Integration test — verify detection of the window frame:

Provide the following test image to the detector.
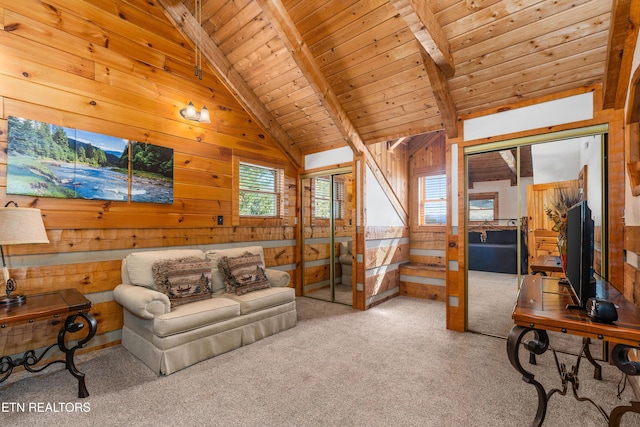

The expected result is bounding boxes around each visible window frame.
[468,192,499,224]
[236,160,284,220]
[417,172,447,227]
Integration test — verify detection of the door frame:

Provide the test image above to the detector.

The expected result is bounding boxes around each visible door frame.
[462,125,609,332]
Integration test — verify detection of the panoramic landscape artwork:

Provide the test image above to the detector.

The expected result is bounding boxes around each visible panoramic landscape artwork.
[6,116,173,204]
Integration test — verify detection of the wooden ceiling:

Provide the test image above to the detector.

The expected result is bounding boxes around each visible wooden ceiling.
[158,0,636,168]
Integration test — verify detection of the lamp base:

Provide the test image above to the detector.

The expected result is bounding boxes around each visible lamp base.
[0,294,26,307]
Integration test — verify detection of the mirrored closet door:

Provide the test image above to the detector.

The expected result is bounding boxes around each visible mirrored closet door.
[301,170,354,305]
[466,134,605,339]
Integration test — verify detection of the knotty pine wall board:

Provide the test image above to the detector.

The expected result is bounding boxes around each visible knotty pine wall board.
[0,1,298,353]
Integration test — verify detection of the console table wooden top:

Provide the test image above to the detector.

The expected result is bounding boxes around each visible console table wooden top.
[529,255,564,275]
[513,275,640,348]
[0,289,91,325]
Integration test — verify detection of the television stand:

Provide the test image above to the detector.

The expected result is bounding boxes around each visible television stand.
[507,275,640,426]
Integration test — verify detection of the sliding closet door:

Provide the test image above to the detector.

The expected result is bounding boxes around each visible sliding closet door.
[301,171,354,305]
[466,147,526,337]
[466,134,606,340]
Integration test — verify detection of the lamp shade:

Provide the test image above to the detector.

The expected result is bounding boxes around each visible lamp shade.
[0,207,49,245]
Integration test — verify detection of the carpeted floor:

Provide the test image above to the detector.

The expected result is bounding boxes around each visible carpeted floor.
[1,296,638,426]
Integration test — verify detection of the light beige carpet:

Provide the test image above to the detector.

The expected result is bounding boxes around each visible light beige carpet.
[1,296,637,426]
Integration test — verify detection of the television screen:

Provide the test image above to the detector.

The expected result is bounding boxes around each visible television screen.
[565,200,595,308]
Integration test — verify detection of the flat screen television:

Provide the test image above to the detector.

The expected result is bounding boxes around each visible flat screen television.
[565,200,596,308]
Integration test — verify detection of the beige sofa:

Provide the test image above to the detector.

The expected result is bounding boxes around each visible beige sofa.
[113,246,296,375]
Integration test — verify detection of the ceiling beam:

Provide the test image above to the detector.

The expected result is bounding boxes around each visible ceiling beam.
[420,47,458,138]
[256,0,408,225]
[388,137,407,151]
[499,150,517,185]
[603,0,640,110]
[158,0,302,168]
[390,0,455,78]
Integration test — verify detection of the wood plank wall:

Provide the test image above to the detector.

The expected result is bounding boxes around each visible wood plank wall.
[402,133,447,301]
[0,0,298,356]
[361,142,410,307]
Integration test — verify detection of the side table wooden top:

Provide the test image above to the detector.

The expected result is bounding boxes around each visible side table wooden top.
[0,289,91,325]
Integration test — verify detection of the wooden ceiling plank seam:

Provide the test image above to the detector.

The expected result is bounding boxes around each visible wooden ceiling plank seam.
[451,53,607,109]
[271,93,328,118]
[390,0,455,77]
[201,0,252,36]
[445,0,593,51]
[296,0,365,43]
[158,0,302,168]
[450,30,609,89]
[225,31,282,66]
[234,45,293,77]
[327,46,421,92]
[451,45,608,101]
[252,68,305,97]
[217,11,272,55]
[453,1,611,64]
[318,27,417,79]
[454,65,606,116]
[451,16,610,88]
[433,0,503,27]
[603,0,639,109]
[256,0,408,224]
[355,103,443,133]
[306,1,397,57]
[285,0,335,24]
[211,1,263,46]
[338,65,431,106]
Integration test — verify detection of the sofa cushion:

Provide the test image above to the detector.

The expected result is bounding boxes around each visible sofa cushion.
[152,257,213,308]
[468,232,483,243]
[218,252,271,295]
[125,249,206,288]
[224,287,295,315]
[153,297,241,338]
[205,246,265,294]
[486,229,517,244]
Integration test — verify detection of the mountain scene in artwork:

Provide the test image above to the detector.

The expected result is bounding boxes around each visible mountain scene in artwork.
[7,116,128,200]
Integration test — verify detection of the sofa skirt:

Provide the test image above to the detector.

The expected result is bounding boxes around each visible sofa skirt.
[122,301,297,375]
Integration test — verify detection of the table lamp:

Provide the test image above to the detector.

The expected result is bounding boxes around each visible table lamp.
[0,201,50,306]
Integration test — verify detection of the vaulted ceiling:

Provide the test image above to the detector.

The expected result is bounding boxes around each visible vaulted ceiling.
[158,0,637,169]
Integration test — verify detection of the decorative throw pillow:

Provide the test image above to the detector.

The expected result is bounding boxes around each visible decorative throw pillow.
[152,257,212,307]
[218,252,271,295]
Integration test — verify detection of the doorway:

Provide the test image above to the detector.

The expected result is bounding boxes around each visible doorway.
[301,169,354,305]
[465,131,606,338]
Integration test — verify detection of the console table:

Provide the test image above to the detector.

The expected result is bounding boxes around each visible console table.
[507,275,640,426]
[529,255,564,276]
[0,289,97,398]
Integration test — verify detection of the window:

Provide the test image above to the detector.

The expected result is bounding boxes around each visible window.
[313,177,345,219]
[239,162,282,217]
[314,178,331,218]
[418,173,446,225]
[469,192,499,222]
[333,179,345,219]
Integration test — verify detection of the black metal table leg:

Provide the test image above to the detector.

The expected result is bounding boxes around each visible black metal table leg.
[609,344,640,427]
[507,325,550,427]
[58,312,98,398]
[581,338,602,380]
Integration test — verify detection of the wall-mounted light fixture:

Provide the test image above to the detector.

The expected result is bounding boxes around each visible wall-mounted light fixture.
[180,102,210,124]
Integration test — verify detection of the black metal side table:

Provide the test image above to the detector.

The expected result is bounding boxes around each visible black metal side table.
[0,288,97,398]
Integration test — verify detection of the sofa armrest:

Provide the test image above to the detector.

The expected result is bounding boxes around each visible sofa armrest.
[113,284,170,319]
[265,268,290,288]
